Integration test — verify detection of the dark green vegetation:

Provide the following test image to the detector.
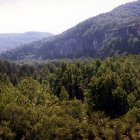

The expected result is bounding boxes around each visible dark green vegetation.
[0,32,52,52]
[0,1,140,139]
[0,55,140,139]
[1,0,140,61]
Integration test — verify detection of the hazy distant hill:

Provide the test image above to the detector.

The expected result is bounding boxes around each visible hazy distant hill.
[1,0,140,60]
[0,32,52,52]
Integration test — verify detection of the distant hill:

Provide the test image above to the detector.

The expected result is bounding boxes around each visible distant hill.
[0,32,53,52]
[1,0,140,60]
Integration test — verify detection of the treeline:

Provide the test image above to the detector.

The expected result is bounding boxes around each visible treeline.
[0,55,140,139]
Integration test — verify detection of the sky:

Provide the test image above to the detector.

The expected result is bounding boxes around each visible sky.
[0,0,136,34]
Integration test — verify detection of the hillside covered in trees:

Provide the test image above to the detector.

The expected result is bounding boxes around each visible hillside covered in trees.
[0,55,139,139]
[1,0,140,61]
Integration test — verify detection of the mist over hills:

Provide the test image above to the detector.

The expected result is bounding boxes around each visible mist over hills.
[1,0,140,60]
[0,32,52,52]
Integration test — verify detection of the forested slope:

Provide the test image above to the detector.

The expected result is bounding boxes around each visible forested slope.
[1,0,140,60]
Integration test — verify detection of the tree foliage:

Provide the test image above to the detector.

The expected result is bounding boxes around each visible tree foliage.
[0,55,139,139]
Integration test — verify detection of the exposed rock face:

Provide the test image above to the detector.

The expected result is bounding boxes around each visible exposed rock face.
[101,24,140,57]
[107,23,140,37]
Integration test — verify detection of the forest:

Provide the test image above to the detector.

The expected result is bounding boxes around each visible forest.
[0,55,139,139]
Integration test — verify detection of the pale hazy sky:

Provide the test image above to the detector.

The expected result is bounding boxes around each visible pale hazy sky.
[0,0,136,34]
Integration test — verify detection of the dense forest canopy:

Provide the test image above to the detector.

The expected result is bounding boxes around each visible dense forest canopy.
[0,1,140,139]
[0,55,139,139]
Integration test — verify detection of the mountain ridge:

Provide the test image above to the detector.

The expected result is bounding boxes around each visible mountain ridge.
[0,32,53,52]
[1,0,140,60]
